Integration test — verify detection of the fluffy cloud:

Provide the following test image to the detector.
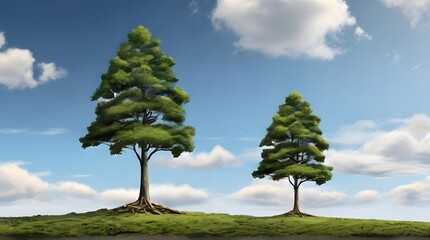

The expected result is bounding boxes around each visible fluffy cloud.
[329,120,383,145]
[99,188,137,205]
[0,32,67,89]
[211,0,356,60]
[38,62,67,83]
[231,181,287,206]
[354,190,380,202]
[99,184,208,207]
[354,26,373,40]
[327,114,430,176]
[381,0,430,29]
[0,162,49,202]
[0,48,38,89]
[55,181,98,198]
[389,177,430,204]
[151,184,208,206]
[231,180,347,208]
[0,32,5,48]
[156,145,241,169]
[0,161,208,213]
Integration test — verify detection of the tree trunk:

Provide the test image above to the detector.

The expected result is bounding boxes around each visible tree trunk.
[292,185,300,213]
[138,147,150,204]
[288,177,301,215]
[283,177,314,217]
[113,147,181,214]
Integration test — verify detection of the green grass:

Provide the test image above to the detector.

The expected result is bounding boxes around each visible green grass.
[0,209,429,237]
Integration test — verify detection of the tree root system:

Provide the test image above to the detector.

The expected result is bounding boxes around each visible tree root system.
[277,210,315,217]
[113,199,181,214]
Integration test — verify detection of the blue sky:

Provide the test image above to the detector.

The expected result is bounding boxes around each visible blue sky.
[1,0,430,220]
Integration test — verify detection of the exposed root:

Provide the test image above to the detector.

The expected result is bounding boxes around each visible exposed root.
[113,200,181,214]
[277,210,316,217]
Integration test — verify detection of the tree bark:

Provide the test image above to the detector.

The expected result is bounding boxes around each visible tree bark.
[292,185,300,213]
[138,147,150,204]
[289,177,301,214]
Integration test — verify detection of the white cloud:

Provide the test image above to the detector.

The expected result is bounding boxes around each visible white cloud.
[0,161,208,212]
[99,184,208,207]
[1,162,430,220]
[151,184,208,206]
[354,190,380,202]
[327,114,430,176]
[0,162,49,202]
[326,149,420,176]
[231,180,287,206]
[354,26,372,40]
[389,177,430,204]
[188,0,199,14]
[231,180,347,208]
[0,32,5,48]
[0,48,38,89]
[396,113,430,139]
[99,188,137,205]
[211,0,356,60]
[38,62,67,83]
[156,145,241,169]
[55,181,98,199]
[0,128,68,135]
[386,50,402,64]
[0,33,67,89]
[381,0,430,30]
[329,120,383,145]
[302,188,347,208]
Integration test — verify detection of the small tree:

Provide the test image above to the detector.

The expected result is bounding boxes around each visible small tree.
[80,25,195,214]
[252,91,332,216]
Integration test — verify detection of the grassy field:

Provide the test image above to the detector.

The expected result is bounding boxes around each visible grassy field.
[0,209,429,238]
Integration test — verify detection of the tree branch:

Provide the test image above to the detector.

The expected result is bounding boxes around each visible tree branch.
[147,147,170,161]
[132,145,142,162]
[298,179,309,187]
[287,176,294,187]
[146,110,153,119]
[147,147,159,161]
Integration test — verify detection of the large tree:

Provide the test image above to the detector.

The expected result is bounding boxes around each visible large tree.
[80,25,195,214]
[252,91,332,216]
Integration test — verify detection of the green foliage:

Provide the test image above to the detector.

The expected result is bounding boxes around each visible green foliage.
[253,91,332,186]
[0,210,429,237]
[80,25,194,159]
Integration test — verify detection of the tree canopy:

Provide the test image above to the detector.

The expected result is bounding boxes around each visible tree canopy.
[80,25,195,159]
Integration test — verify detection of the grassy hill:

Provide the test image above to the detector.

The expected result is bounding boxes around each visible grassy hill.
[0,209,429,238]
